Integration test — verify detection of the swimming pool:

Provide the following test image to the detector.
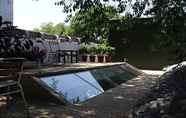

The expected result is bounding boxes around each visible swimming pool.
[35,64,140,104]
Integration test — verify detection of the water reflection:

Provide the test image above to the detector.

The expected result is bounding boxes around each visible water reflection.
[40,66,137,104]
[75,71,104,92]
[40,72,103,104]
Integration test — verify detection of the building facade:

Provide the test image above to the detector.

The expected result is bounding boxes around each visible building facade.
[0,0,13,23]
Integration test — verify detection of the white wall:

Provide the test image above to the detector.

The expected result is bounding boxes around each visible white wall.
[0,0,13,23]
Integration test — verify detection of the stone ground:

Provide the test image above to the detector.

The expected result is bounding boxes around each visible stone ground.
[142,70,165,77]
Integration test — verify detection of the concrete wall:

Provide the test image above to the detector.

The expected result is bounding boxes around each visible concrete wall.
[0,0,13,23]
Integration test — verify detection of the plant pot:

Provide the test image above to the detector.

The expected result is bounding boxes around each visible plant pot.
[105,55,112,62]
[81,55,88,62]
[89,55,96,62]
[97,55,104,63]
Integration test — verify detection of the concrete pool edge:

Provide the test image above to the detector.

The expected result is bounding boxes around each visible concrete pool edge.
[23,62,143,77]
[21,62,144,104]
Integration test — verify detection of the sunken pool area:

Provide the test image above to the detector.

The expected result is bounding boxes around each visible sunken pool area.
[23,63,141,103]
[18,62,159,118]
[31,63,138,104]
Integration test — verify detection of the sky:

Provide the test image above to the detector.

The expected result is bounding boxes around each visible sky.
[14,0,67,30]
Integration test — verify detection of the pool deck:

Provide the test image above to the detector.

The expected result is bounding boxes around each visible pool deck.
[23,62,141,77]
[142,69,165,76]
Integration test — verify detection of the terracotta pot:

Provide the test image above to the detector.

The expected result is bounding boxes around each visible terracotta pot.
[97,55,104,62]
[81,55,87,62]
[105,55,112,62]
[89,55,96,62]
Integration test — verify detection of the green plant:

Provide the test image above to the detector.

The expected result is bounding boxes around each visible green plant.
[96,43,115,55]
[105,46,115,55]
[79,44,88,54]
[88,46,97,55]
[95,45,102,54]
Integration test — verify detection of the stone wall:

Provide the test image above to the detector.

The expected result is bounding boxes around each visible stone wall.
[133,65,186,118]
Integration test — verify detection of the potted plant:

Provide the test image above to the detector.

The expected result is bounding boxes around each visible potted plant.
[105,46,115,62]
[79,44,88,62]
[88,46,97,62]
[96,45,105,63]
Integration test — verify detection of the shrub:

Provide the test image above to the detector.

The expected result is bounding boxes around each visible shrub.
[79,44,88,54]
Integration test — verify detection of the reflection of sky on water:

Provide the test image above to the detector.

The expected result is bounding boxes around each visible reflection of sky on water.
[40,67,137,104]
[76,71,104,92]
[40,71,104,104]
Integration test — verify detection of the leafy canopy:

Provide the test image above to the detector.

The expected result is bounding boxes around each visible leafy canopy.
[34,22,73,36]
[70,5,119,42]
[55,0,186,59]
[56,0,186,17]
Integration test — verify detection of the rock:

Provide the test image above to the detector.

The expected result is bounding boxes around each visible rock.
[133,66,186,118]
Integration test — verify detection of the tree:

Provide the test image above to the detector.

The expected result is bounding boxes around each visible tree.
[34,22,54,35]
[142,0,186,62]
[56,0,186,61]
[70,5,119,43]
[34,22,71,36]
[63,25,74,36]
[52,23,66,35]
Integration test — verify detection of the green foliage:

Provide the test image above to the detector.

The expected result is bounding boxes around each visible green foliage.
[97,43,115,54]
[55,0,134,16]
[88,46,97,55]
[34,22,54,35]
[79,42,115,55]
[63,25,74,36]
[34,22,74,36]
[55,0,186,61]
[70,5,119,42]
[149,0,186,62]
[79,44,89,54]
[58,0,186,61]
[53,23,66,35]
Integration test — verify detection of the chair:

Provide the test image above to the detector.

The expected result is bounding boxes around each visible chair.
[0,58,29,117]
